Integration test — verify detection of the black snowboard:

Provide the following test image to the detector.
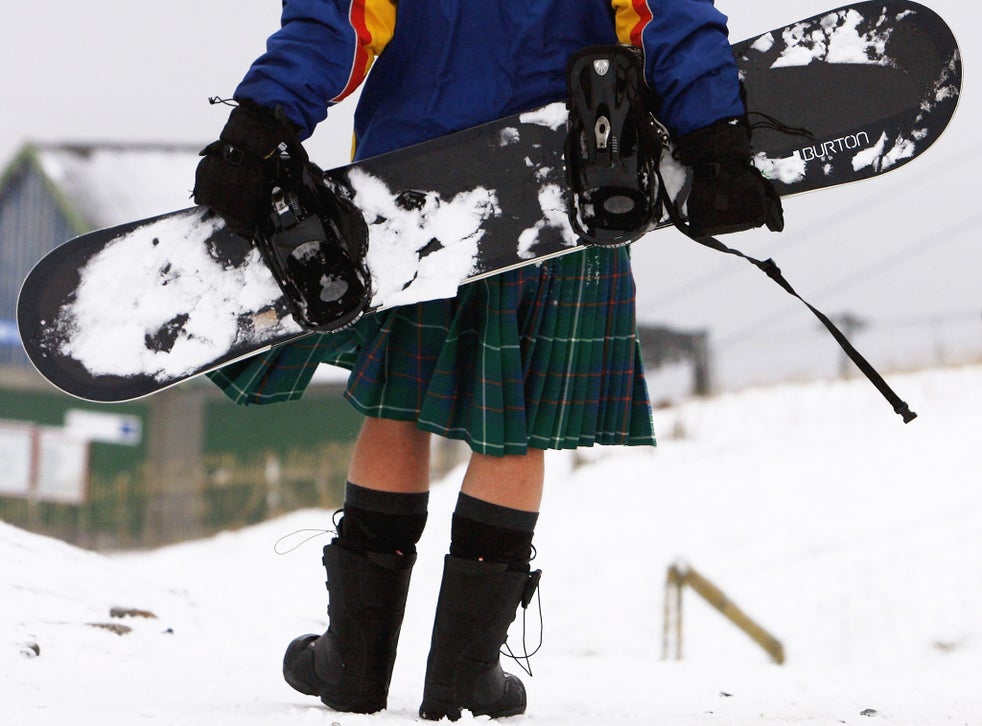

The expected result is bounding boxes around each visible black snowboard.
[17,0,961,402]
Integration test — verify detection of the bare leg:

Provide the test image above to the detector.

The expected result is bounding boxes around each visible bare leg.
[460,449,544,512]
[347,417,432,493]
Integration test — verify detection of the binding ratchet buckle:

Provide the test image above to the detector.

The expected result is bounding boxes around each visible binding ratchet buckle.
[255,153,370,333]
[565,45,667,246]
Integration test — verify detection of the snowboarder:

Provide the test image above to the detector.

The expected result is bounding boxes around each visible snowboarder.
[193,0,782,719]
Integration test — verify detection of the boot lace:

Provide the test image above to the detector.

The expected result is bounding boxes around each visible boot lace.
[271,509,340,555]
[501,566,544,677]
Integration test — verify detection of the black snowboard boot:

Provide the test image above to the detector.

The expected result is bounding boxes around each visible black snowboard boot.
[283,541,415,713]
[419,555,541,721]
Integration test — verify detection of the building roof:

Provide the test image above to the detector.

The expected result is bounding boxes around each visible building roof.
[6,142,203,232]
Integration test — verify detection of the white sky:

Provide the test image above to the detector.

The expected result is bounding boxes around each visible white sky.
[2,0,979,389]
[0,1,351,171]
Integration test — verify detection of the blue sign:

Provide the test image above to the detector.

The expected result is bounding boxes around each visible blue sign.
[0,319,20,347]
[65,410,143,446]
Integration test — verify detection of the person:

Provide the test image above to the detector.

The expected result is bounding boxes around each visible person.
[193,0,782,720]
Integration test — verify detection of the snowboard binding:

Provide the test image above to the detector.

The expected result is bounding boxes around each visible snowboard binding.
[255,150,371,333]
[564,45,669,247]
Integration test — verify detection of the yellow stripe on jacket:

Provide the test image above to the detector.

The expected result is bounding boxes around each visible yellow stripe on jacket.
[610,0,654,46]
[331,0,398,103]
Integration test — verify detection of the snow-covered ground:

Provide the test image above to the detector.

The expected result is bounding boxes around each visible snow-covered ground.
[3,364,981,725]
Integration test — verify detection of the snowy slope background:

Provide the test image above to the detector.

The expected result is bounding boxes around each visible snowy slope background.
[4,363,982,725]
[1,0,980,391]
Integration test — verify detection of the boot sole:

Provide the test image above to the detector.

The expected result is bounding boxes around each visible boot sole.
[419,701,527,722]
[420,674,527,722]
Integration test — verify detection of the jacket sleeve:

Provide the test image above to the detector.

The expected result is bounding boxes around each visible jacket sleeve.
[234,0,397,138]
[610,0,744,136]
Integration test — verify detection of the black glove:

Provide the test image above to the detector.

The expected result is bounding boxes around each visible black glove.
[674,118,784,238]
[193,100,305,238]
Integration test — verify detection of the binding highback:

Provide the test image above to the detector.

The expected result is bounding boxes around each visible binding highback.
[565,45,666,246]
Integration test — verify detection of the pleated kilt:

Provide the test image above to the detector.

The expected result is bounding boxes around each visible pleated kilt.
[209,246,655,456]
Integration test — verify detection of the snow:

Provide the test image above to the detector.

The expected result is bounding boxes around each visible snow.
[752,32,776,54]
[770,8,894,69]
[343,168,501,308]
[347,104,590,301]
[4,363,982,724]
[754,151,808,184]
[517,184,575,258]
[48,208,301,381]
[519,103,568,132]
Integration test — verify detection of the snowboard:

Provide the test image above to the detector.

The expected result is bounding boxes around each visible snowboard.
[17,0,961,403]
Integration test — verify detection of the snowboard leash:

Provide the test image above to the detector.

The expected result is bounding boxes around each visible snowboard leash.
[662,199,917,423]
[648,144,917,423]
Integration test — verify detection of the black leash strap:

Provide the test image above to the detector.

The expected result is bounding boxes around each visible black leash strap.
[653,170,917,424]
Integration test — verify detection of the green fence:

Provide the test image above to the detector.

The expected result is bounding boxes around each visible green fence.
[0,370,361,550]
[199,387,363,533]
[0,383,149,548]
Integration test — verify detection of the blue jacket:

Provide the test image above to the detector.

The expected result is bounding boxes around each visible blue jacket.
[236,0,743,160]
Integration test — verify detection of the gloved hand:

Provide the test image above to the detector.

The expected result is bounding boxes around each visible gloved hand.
[674,118,784,238]
[193,100,304,238]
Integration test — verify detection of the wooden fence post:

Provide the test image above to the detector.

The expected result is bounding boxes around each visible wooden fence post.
[662,561,785,665]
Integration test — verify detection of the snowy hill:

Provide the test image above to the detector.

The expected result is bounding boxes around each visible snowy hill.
[4,364,981,725]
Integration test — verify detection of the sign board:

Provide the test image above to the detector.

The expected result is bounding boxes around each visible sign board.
[65,409,142,446]
[0,421,89,504]
[36,428,89,504]
[0,423,32,497]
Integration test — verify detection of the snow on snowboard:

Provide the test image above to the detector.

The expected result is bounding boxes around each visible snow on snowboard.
[17,0,961,402]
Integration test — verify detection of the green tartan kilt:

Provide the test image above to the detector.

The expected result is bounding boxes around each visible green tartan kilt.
[209,246,655,456]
